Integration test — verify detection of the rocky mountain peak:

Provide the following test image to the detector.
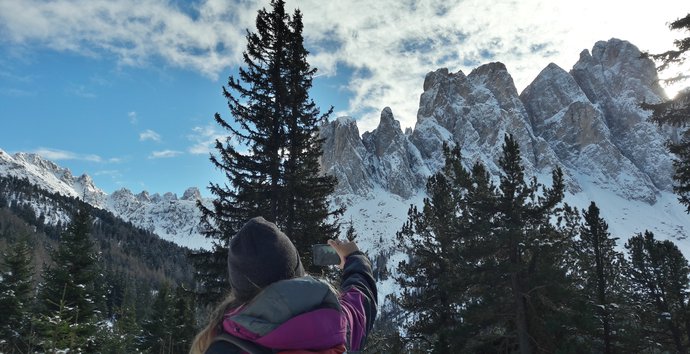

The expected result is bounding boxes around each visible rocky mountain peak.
[570,38,674,192]
[320,116,372,197]
[163,192,177,201]
[77,173,94,185]
[15,152,72,181]
[573,38,665,105]
[362,107,404,157]
[468,62,522,111]
[137,191,151,202]
[520,62,589,131]
[422,67,467,91]
[182,187,202,201]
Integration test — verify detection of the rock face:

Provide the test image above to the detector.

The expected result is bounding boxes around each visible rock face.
[321,111,428,200]
[520,62,658,202]
[320,116,373,197]
[570,39,674,192]
[412,62,561,178]
[322,39,675,204]
[362,108,427,199]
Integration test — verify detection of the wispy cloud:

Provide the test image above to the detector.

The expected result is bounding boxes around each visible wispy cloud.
[149,150,182,159]
[139,129,161,142]
[66,83,96,98]
[0,0,255,78]
[128,111,138,125]
[33,148,103,162]
[0,69,34,83]
[0,88,34,97]
[1,0,685,132]
[93,169,121,176]
[187,124,228,155]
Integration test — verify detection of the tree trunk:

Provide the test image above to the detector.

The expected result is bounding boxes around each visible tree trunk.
[594,233,612,354]
[511,272,532,354]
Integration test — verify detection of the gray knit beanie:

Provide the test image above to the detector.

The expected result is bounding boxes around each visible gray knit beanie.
[227,217,305,301]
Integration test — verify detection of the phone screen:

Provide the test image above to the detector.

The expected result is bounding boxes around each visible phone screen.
[312,244,341,266]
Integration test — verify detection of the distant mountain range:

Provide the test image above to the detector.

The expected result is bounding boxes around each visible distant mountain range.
[1,38,688,256]
[0,149,211,249]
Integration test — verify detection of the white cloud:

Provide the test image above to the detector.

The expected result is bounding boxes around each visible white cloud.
[187,124,228,155]
[139,129,161,142]
[94,169,120,176]
[149,150,182,159]
[0,88,34,97]
[0,0,256,79]
[289,0,690,133]
[1,0,686,132]
[67,83,96,98]
[128,111,138,124]
[33,148,103,162]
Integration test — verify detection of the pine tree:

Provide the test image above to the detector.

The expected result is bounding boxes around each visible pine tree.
[625,231,690,353]
[171,286,197,353]
[641,13,690,211]
[573,202,625,353]
[139,284,175,353]
[37,205,103,352]
[394,145,482,352]
[192,0,339,305]
[106,281,141,354]
[489,134,571,353]
[0,237,35,352]
[138,284,195,353]
[280,8,340,272]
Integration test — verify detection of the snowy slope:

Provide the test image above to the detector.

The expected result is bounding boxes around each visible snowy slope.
[0,149,211,249]
[0,149,107,208]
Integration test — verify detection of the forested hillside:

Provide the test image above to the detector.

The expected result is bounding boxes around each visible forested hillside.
[0,175,197,352]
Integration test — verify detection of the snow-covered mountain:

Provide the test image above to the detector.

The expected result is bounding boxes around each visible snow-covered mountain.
[321,38,690,259]
[0,150,211,249]
[1,38,688,259]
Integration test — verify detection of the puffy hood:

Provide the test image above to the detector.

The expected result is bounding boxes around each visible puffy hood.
[222,276,347,350]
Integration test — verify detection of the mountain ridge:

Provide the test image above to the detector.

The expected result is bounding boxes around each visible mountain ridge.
[0,149,211,249]
[1,38,688,255]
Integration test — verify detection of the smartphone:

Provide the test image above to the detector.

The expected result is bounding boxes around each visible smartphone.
[312,244,341,266]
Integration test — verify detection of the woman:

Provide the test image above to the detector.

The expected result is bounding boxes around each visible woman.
[190,216,377,354]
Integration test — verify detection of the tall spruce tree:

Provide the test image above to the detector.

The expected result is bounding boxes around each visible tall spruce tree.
[573,202,625,353]
[106,281,140,354]
[0,237,35,352]
[395,145,472,353]
[626,231,690,353]
[139,284,175,353]
[641,13,690,211]
[37,205,103,352]
[490,134,570,353]
[192,0,339,305]
[172,286,197,353]
[281,9,340,269]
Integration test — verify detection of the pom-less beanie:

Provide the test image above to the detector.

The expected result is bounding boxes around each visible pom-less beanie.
[227,216,305,301]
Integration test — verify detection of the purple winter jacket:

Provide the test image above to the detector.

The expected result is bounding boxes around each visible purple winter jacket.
[207,252,377,353]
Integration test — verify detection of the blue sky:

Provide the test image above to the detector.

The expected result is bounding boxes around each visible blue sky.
[0,0,687,196]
